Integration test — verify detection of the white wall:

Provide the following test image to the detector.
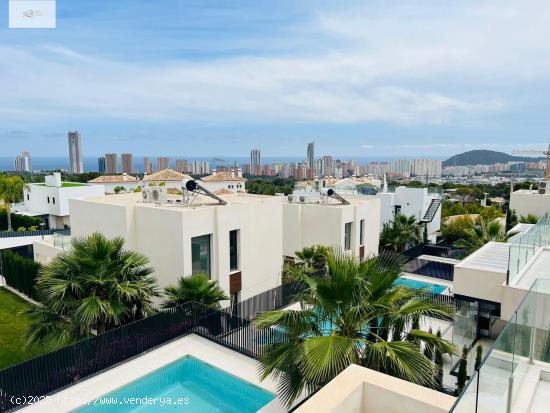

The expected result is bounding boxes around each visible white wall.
[510,191,550,217]
[453,266,506,303]
[200,180,246,193]
[282,198,380,259]
[90,182,140,194]
[67,196,283,301]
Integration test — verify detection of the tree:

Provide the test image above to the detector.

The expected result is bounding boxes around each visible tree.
[113,185,126,194]
[506,209,518,232]
[255,250,455,406]
[25,233,160,350]
[519,214,538,224]
[455,216,516,253]
[440,216,474,244]
[162,273,228,309]
[456,346,469,395]
[0,175,26,230]
[295,245,329,271]
[423,327,434,361]
[380,214,422,252]
[474,344,483,370]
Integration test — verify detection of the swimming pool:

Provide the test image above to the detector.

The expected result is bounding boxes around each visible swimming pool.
[394,277,447,294]
[73,356,275,413]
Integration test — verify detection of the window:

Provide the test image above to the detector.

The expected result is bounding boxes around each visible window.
[229,229,239,271]
[344,222,352,250]
[26,194,29,201]
[52,197,56,205]
[394,205,401,216]
[47,196,50,204]
[359,219,365,245]
[192,234,211,277]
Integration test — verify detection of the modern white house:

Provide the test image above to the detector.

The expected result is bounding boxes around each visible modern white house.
[200,169,246,193]
[283,192,380,261]
[376,185,442,242]
[13,173,105,229]
[34,190,284,303]
[87,173,140,194]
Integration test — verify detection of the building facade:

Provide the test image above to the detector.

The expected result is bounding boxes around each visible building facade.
[14,151,32,172]
[121,153,134,174]
[105,153,118,174]
[250,149,261,176]
[157,157,170,171]
[68,131,84,174]
[143,157,153,174]
[97,157,106,174]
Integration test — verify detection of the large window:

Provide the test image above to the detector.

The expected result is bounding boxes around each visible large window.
[344,222,352,250]
[229,229,239,271]
[359,219,365,246]
[192,234,211,277]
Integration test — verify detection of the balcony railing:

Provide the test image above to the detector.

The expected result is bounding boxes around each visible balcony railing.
[450,278,550,413]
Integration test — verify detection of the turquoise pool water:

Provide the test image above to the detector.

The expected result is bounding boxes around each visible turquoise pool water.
[74,356,275,413]
[394,277,447,294]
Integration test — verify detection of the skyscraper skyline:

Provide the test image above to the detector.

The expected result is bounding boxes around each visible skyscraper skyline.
[250,149,261,176]
[157,156,169,171]
[14,151,32,173]
[68,131,84,174]
[97,156,106,174]
[307,142,315,170]
[143,157,153,174]
[121,153,134,174]
[105,153,118,174]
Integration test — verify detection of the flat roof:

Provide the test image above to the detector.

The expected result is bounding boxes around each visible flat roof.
[75,191,281,209]
[454,241,510,273]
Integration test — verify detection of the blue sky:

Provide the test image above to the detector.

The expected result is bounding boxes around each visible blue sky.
[1,0,550,158]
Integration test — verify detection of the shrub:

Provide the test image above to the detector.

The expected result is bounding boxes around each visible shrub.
[1,250,41,299]
[474,344,483,370]
[456,346,469,395]
[17,227,27,232]
[28,226,38,231]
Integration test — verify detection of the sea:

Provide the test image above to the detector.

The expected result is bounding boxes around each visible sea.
[0,155,427,173]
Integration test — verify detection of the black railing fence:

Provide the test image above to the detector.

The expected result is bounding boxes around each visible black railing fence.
[0,302,286,412]
[0,229,70,239]
[225,269,325,320]
[403,258,454,281]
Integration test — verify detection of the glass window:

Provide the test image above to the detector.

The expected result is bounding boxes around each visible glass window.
[359,219,365,245]
[52,197,56,205]
[47,196,50,203]
[344,222,352,250]
[229,229,239,271]
[192,234,211,276]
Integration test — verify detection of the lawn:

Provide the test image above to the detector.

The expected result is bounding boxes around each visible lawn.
[0,287,45,369]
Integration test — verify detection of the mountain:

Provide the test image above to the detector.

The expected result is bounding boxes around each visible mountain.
[443,150,543,167]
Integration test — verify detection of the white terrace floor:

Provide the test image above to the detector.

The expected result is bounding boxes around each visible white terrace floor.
[21,334,288,413]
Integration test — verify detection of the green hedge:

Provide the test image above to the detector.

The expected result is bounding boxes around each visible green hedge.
[1,250,41,299]
[0,211,45,231]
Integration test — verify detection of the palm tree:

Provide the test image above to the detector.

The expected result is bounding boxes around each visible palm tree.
[455,216,516,253]
[519,214,538,224]
[380,214,422,252]
[295,245,330,271]
[25,233,160,350]
[162,273,228,309]
[0,175,26,231]
[255,250,455,406]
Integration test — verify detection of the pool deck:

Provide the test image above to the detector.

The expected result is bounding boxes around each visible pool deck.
[20,334,288,413]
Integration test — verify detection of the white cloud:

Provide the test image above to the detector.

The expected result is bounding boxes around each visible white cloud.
[1,0,549,125]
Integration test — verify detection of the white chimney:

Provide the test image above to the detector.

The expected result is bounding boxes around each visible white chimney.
[231,169,235,178]
[45,172,62,187]
[123,172,128,181]
[212,169,217,176]
[237,168,242,178]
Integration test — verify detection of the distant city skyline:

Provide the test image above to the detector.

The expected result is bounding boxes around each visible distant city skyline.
[1,1,550,157]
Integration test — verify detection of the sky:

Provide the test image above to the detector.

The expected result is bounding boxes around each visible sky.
[1,0,550,158]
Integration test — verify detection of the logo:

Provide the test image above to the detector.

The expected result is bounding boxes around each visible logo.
[9,1,56,29]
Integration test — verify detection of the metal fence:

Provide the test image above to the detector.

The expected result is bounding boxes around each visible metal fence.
[0,302,285,412]
[0,229,70,239]
[403,258,455,281]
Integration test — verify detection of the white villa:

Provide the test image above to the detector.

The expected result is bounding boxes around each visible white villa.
[13,172,105,229]
[87,173,140,193]
[200,169,246,193]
